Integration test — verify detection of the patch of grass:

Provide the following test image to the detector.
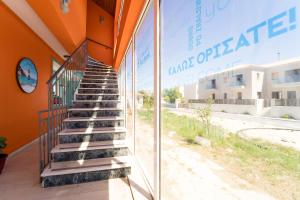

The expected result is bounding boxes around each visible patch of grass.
[224,134,300,179]
[281,114,295,119]
[138,108,300,180]
[162,110,204,143]
[138,109,153,124]
[138,108,300,199]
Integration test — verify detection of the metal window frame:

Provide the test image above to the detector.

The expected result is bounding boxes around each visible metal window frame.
[117,0,161,199]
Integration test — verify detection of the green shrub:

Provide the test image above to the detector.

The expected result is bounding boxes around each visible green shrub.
[281,114,295,119]
[0,136,7,153]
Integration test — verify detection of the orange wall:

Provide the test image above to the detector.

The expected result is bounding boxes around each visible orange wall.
[87,0,114,65]
[27,0,87,53]
[113,0,145,70]
[0,3,63,154]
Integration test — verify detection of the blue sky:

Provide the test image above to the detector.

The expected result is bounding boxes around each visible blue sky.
[129,0,300,90]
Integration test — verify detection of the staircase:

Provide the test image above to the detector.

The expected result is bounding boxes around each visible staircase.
[40,57,131,187]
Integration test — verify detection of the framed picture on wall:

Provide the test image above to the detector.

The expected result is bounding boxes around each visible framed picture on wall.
[16,58,38,94]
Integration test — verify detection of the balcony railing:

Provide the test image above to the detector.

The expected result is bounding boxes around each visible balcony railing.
[206,84,217,89]
[189,99,256,105]
[272,76,300,85]
[274,98,300,106]
[230,80,245,87]
[38,40,88,174]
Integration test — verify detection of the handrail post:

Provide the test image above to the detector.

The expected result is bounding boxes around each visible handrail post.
[40,40,88,173]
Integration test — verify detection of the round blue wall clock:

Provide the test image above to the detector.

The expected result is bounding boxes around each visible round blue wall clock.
[16,58,38,94]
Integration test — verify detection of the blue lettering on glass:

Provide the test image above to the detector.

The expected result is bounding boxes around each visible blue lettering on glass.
[213,43,221,58]
[235,33,250,51]
[138,49,150,67]
[222,37,234,55]
[195,0,202,47]
[168,7,297,76]
[246,21,266,44]
[289,7,296,30]
[268,11,288,38]
[204,0,231,22]
[188,26,194,50]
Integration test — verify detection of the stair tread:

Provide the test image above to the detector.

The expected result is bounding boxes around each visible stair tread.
[76,93,119,96]
[80,82,118,85]
[51,141,128,153]
[82,77,117,80]
[50,156,130,171]
[78,87,118,90]
[64,116,124,122]
[58,127,126,135]
[56,140,127,149]
[73,99,121,102]
[68,107,122,111]
[41,160,130,177]
[85,67,114,71]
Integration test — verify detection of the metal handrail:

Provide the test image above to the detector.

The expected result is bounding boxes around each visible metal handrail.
[47,40,88,84]
[38,40,89,175]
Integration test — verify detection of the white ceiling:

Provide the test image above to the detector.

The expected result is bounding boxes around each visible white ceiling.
[2,0,68,58]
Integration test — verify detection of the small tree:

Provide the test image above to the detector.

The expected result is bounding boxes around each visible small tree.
[163,87,183,103]
[139,90,154,110]
[197,97,213,136]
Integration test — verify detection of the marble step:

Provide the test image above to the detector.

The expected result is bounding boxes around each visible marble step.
[78,87,119,94]
[81,79,118,84]
[84,70,115,75]
[72,99,121,108]
[51,142,129,162]
[85,67,114,73]
[82,76,117,80]
[84,71,117,76]
[87,63,112,69]
[54,140,127,151]
[58,127,126,143]
[51,156,130,170]
[41,158,131,187]
[87,59,109,66]
[64,116,124,129]
[76,93,119,101]
[68,107,123,117]
[80,82,118,88]
[82,77,118,82]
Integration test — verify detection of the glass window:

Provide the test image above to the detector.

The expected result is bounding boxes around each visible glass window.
[160,1,300,199]
[134,2,155,189]
[125,44,134,152]
[52,59,61,74]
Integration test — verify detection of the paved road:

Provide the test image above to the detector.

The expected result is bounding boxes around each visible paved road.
[168,108,300,151]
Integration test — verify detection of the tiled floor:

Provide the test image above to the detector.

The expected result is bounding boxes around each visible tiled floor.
[0,141,152,200]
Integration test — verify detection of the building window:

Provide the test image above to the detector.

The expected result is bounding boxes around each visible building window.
[236,74,244,85]
[224,93,227,99]
[256,73,260,80]
[285,69,300,82]
[272,91,281,99]
[211,79,216,89]
[211,93,215,100]
[237,92,242,100]
[52,59,61,74]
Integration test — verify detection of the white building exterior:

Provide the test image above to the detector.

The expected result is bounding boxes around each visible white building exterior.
[181,58,300,119]
[183,58,300,102]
